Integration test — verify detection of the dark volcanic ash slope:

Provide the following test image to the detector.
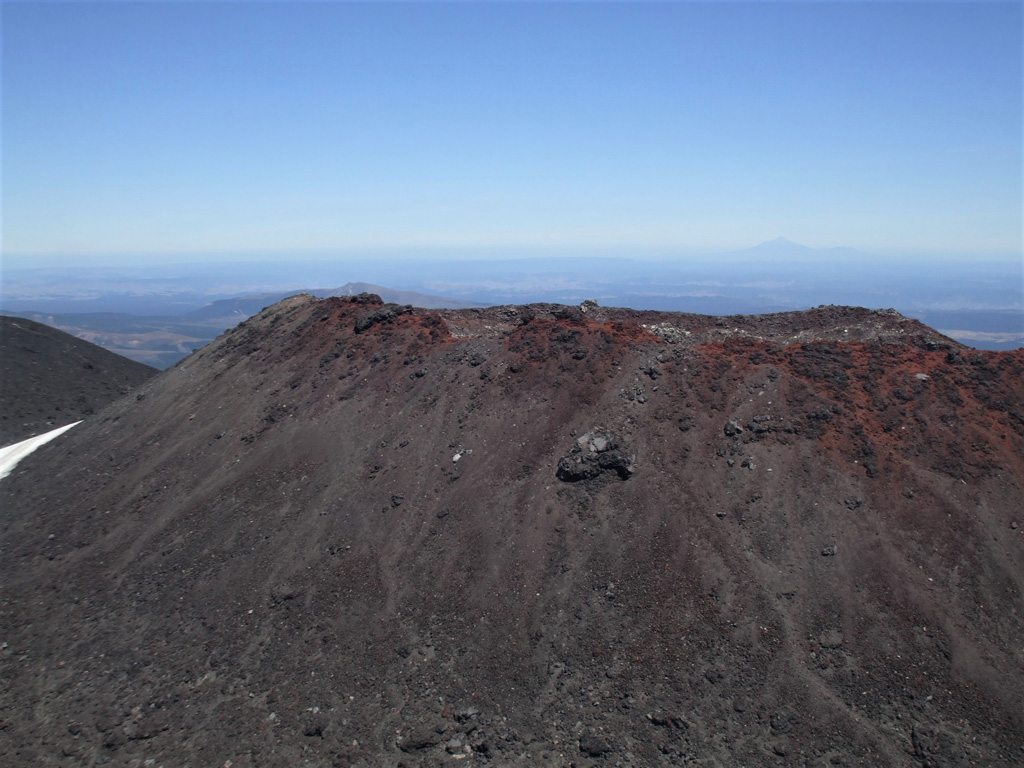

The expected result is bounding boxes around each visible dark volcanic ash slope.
[2,295,1023,767]
[0,315,158,445]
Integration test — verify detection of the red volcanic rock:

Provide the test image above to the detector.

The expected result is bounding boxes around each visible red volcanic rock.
[1,295,1022,767]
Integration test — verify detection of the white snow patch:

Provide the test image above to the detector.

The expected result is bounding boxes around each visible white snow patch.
[0,422,82,481]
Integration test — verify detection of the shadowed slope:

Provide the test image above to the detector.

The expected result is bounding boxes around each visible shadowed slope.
[1,295,1022,767]
[0,315,158,445]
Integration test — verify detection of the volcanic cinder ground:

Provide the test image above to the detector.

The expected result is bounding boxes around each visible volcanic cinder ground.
[2,294,1022,768]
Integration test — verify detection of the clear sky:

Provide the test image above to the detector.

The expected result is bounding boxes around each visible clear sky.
[2,1,1021,261]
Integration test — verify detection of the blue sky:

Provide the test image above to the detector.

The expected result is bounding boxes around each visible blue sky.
[3,1,1021,261]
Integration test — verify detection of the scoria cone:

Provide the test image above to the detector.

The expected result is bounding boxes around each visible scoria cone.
[2,294,1022,767]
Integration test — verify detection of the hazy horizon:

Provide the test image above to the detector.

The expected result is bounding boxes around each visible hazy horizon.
[3,235,1021,364]
[4,236,1022,274]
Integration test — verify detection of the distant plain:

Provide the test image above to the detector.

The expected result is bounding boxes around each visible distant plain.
[2,240,1021,368]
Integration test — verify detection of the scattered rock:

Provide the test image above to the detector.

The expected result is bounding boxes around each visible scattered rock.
[301,712,327,739]
[911,724,962,767]
[819,629,843,648]
[269,584,301,605]
[770,709,795,733]
[725,420,744,437]
[605,661,626,679]
[641,322,691,343]
[399,725,442,752]
[647,710,688,729]
[579,732,611,757]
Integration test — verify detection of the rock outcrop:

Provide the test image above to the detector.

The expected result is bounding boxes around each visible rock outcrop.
[557,429,635,482]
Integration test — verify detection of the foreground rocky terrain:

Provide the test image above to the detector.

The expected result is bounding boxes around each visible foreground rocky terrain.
[0,315,158,445]
[1,295,1022,767]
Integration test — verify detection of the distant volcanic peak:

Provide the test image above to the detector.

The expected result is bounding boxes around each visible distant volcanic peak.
[745,235,814,251]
